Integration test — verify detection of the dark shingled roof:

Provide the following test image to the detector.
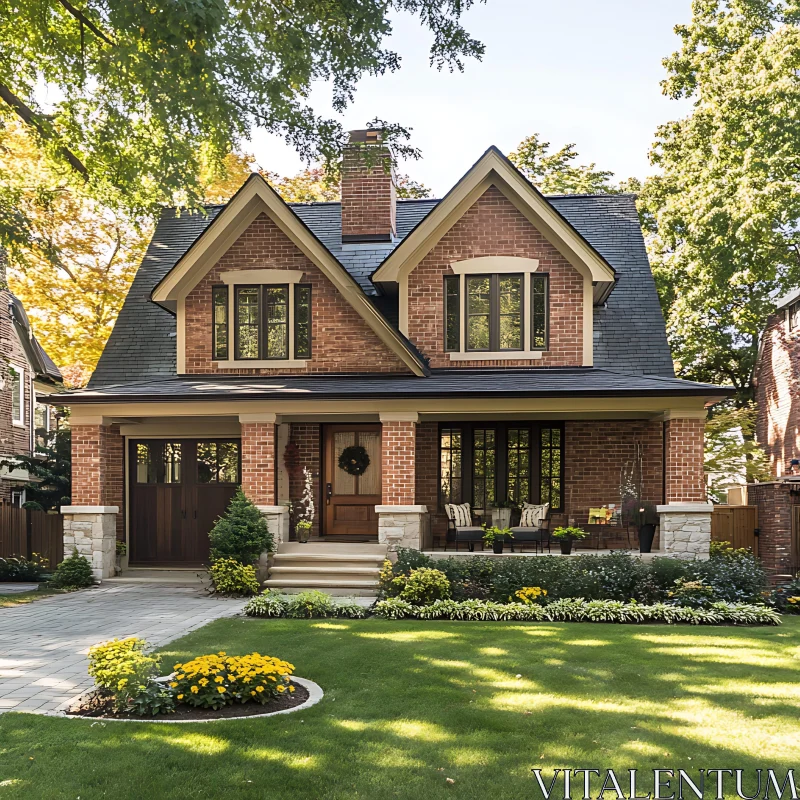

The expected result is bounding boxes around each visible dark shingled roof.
[57,368,729,404]
[90,194,674,387]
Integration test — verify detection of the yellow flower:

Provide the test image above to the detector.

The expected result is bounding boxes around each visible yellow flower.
[190,685,199,694]
[217,686,226,694]
[214,676,224,683]
[277,685,285,693]
[251,691,256,696]
[177,694,184,700]
[170,682,178,688]
[256,685,264,693]
[289,686,295,693]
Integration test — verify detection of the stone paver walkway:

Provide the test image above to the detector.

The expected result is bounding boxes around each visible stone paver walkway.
[0,585,247,715]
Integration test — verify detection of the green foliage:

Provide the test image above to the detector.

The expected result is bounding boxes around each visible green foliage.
[244,591,288,618]
[125,682,177,717]
[668,578,717,609]
[335,601,367,619]
[638,0,800,404]
[767,575,800,614]
[50,549,93,589]
[285,590,335,619]
[208,558,260,596]
[208,488,272,565]
[482,526,512,545]
[0,428,71,510]
[551,526,589,540]
[389,567,451,605]
[87,637,162,712]
[373,597,781,625]
[1,0,483,251]
[0,553,48,581]
[509,132,627,194]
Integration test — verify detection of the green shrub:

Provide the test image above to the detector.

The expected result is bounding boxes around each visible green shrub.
[335,601,367,618]
[208,488,273,564]
[87,637,172,714]
[285,590,335,618]
[767,575,800,614]
[0,553,49,581]
[692,547,767,604]
[209,558,260,595]
[392,567,451,605]
[244,591,288,617]
[50,549,93,589]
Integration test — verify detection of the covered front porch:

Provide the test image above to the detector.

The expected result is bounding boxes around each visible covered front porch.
[58,379,719,579]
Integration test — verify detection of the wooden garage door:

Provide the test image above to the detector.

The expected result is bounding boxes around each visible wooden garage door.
[129,439,240,566]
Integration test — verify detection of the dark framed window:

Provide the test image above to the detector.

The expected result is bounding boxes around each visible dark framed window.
[235,286,260,359]
[465,274,523,352]
[212,285,228,360]
[789,300,800,332]
[264,286,289,359]
[437,422,564,511]
[444,275,460,352]
[531,274,548,349]
[135,442,182,484]
[196,441,240,484]
[439,428,462,503]
[294,285,312,359]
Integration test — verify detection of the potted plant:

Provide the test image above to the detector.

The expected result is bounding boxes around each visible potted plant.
[551,526,588,555]
[622,498,659,553]
[492,500,516,530]
[294,466,315,543]
[115,540,127,575]
[483,525,513,555]
[295,519,312,544]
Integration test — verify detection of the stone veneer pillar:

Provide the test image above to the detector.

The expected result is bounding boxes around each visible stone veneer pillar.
[61,506,119,580]
[376,413,428,550]
[659,413,711,559]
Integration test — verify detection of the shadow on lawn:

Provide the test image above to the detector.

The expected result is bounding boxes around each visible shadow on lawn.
[1,618,799,800]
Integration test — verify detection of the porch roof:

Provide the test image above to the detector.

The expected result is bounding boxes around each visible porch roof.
[48,368,731,405]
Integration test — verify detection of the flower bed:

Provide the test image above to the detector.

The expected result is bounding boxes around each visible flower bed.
[373,597,781,625]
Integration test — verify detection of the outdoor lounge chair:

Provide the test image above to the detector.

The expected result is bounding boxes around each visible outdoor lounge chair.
[508,504,551,553]
[444,503,485,551]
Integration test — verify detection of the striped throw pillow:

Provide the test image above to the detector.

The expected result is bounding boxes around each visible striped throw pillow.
[445,503,472,527]
[520,503,549,528]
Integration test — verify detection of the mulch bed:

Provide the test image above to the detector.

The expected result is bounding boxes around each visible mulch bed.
[67,681,309,721]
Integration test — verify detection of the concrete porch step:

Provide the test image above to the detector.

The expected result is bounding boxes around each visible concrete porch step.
[278,542,387,556]
[105,568,208,587]
[272,552,386,564]
[264,578,379,591]
[270,567,381,581]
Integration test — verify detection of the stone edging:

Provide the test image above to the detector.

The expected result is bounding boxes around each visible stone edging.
[58,677,323,724]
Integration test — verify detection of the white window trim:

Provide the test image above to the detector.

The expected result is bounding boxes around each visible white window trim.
[447,259,547,361]
[10,365,25,427]
[214,281,309,367]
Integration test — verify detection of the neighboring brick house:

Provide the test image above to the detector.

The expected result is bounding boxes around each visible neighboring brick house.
[49,132,728,581]
[0,250,63,504]
[752,292,800,577]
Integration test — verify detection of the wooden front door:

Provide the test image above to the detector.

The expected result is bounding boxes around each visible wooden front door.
[323,425,381,537]
[129,439,240,566]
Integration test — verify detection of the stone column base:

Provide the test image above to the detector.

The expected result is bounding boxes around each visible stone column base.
[375,505,429,552]
[656,503,713,560]
[60,506,119,580]
[255,505,289,583]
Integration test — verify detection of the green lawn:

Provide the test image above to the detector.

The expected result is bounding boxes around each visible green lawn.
[0,587,64,607]
[1,616,799,799]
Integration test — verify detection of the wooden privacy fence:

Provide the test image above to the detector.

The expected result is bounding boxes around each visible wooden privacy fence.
[711,504,759,555]
[0,504,64,568]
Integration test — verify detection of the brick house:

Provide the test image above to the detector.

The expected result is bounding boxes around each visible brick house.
[752,291,800,578]
[0,250,62,504]
[50,133,728,583]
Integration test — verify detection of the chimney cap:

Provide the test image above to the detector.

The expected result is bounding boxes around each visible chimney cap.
[348,128,384,145]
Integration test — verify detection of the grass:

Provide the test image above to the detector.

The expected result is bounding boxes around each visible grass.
[0,586,65,607]
[1,616,799,799]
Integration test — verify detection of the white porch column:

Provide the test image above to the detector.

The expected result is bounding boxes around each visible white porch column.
[375,505,429,551]
[656,503,713,560]
[256,505,290,547]
[60,506,119,580]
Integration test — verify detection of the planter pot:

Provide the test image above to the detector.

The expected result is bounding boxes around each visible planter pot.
[491,539,504,555]
[638,524,656,554]
[493,508,512,530]
[559,539,573,555]
[296,526,311,544]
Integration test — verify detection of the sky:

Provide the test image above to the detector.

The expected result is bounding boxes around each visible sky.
[248,0,695,197]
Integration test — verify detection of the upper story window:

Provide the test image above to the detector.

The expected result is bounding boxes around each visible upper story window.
[788,299,800,332]
[34,400,50,449]
[445,271,548,356]
[212,281,311,364]
[9,365,24,426]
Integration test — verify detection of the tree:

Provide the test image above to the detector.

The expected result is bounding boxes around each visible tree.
[509,133,626,195]
[637,0,800,406]
[0,0,484,249]
[1,119,150,384]
[208,488,273,564]
[0,428,72,511]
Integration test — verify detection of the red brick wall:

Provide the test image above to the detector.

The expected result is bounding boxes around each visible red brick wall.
[288,423,321,537]
[406,186,585,369]
[382,421,416,505]
[747,483,797,578]
[70,423,124,537]
[664,417,706,503]
[755,310,800,477]
[183,213,409,375]
[241,422,276,505]
[415,422,445,537]
[341,147,396,240]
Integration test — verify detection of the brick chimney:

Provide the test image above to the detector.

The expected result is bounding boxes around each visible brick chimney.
[341,129,396,244]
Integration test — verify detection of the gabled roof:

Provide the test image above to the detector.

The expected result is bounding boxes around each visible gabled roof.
[150,173,428,376]
[371,147,616,303]
[8,295,62,384]
[90,176,674,387]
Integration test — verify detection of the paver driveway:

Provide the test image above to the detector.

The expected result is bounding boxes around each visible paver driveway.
[0,585,247,715]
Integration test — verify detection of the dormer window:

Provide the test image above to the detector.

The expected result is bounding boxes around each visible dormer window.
[211,270,311,367]
[444,262,548,359]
